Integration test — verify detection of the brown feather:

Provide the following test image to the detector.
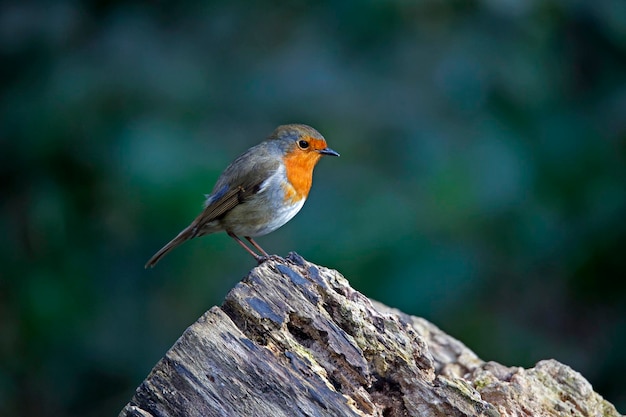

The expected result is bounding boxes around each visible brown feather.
[144,180,266,268]
[145,126,327,268]
[144,225,196,268]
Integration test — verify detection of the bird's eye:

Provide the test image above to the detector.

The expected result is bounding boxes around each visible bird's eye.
[298,140,309,149]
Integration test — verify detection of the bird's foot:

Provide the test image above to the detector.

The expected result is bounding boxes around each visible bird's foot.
[255,254,284,265]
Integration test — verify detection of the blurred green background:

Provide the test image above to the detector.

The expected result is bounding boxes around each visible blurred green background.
[2,1,625,416]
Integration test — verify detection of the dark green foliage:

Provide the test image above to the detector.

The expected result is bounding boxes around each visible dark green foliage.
[1,1,625,415]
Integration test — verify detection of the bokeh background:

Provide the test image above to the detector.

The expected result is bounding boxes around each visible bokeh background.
[2,1,625,416]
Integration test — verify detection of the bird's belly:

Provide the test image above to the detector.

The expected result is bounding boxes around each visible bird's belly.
[222,195,305,237]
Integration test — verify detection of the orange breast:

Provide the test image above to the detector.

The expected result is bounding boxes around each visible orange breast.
[281,149,322,204]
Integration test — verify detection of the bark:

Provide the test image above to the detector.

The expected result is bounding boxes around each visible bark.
[119,253,622,417]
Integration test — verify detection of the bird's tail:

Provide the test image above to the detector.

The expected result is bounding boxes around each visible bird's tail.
[144,225,197,268]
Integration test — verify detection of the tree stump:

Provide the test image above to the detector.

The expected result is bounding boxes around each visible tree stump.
[119,253,622,417]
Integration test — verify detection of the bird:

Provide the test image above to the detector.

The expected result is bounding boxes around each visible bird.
[145,124,339,268]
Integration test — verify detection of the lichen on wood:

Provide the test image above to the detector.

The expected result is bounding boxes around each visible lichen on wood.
[119,253,622,417]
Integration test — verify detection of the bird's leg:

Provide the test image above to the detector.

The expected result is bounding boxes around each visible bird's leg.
[227,232,264,263]
[245,237,270,258]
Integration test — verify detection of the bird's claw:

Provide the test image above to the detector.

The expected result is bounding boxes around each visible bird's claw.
[255,254,283,264]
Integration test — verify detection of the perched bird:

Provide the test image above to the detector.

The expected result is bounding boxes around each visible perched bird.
[145,124,339,268]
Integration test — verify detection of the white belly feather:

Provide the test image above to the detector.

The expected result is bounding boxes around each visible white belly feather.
[221,165,306,237]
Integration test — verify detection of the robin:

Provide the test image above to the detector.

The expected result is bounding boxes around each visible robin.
[145,124,339,268]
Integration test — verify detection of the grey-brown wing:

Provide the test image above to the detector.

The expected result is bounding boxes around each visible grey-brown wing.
[189,152,280,236]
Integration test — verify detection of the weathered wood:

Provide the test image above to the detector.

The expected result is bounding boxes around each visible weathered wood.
[119,253,622,417]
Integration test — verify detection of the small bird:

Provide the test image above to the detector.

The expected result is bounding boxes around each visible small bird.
[145,124,339,268]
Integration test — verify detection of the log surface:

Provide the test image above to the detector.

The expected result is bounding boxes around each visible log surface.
[119,253,622,417]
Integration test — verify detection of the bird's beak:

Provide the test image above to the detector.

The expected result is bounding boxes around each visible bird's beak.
[318,147,340,157]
